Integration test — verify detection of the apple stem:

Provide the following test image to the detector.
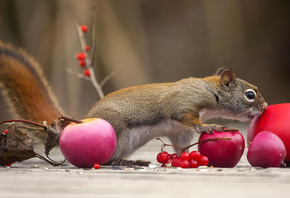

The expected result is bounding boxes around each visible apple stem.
[182,137,231,151]
[60,115,83,124]
[0,119,46,128]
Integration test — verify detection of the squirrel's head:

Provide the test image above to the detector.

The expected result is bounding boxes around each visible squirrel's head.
[210,68,268,122]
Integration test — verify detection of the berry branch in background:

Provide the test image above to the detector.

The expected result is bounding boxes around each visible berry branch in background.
[75,5,104,99]
[70,6,118,99]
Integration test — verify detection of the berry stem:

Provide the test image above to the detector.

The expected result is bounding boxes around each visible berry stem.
[156,137,231,154]
[182,137,231,151]
[156,138,184,154]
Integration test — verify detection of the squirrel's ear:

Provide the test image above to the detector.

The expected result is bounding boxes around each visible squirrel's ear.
[219,69,236,89]
[215,68,226,76]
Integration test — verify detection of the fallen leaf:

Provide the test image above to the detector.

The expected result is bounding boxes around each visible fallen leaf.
[0,124,36,165]
[44,117,71,155]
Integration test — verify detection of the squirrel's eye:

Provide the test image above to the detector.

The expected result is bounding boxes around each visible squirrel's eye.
[244,89,256,102]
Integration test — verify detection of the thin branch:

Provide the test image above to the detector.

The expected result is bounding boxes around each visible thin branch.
[100,68,119,87]
[156,138,184,154]
[90,5,96,65]
[45,153,66,166]
[76,8,104,98]
[66,66,105,98]
[35,153,65,166]
[65,67,91,81]
[76,23,90,66]
[88,67,104,98]
[0,119,46,129]
[60,115,83,124]
[182,137,231,151]
[156,137,232,154]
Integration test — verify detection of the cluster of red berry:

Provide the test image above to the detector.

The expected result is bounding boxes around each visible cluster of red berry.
[76,25,91,77]
[156,151,209,168]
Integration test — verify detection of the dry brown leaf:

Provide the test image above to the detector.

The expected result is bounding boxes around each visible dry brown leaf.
[44,117,71,155]
[0,124,36,165]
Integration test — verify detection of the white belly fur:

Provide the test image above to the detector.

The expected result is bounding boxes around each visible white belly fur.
[113,119,196,159]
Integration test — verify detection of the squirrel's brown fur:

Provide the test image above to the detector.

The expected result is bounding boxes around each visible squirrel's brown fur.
[0,41,63,140]
[0,41,267,160]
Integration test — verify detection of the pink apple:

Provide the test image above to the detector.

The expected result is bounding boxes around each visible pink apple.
[59,118,116,168]
[247,103,290,161]
[247,131,286,168]
[198,131,245,168]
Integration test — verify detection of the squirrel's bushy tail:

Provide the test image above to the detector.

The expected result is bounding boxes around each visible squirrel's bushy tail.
[0,41,63,126]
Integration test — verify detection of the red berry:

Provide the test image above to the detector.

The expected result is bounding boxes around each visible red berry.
[79,60,86,67]
[166,158,173,164]
[3,129,8,134]
[189,159,198,168]
[156,151,169,163]
[161,158,173,167]
[189,151,201,161]
[180,152,190,161]
[171,153,178,160]
[81,25,88,33]
[199,155,209,166]
[76,52,86,60]
[6,163,12,167]
[94,163,100,169]
[180,160,190,168]
[84,45,90,51]
[83,69,91,77]
[172,158,181,167]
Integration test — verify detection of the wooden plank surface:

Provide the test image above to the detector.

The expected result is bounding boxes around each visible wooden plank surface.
[1,123,289,198]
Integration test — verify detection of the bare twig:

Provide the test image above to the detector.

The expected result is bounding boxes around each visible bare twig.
[0,119,46,129]
[90,5,96,65]
[72,5,119,98]
[65,67,90,80]
[156,137,232,154]
[156,138,184,154]
[35,153,66,166]
[182,137,231,151]
[60,115,83,124]
[100,68,119,87]
[88,67,105,98]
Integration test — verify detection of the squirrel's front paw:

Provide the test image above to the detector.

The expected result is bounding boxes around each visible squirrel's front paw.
[194,124,238,134]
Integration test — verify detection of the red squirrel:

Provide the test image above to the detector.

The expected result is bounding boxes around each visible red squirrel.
[0,41,267,161]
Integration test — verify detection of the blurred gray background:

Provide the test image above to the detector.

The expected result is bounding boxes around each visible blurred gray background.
[0,0,289,123]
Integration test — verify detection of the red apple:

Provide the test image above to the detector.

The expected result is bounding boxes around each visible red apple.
[247,131,286,168]
[198,131,245,168]
[247,103,290,161]
[59,118,117,168]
